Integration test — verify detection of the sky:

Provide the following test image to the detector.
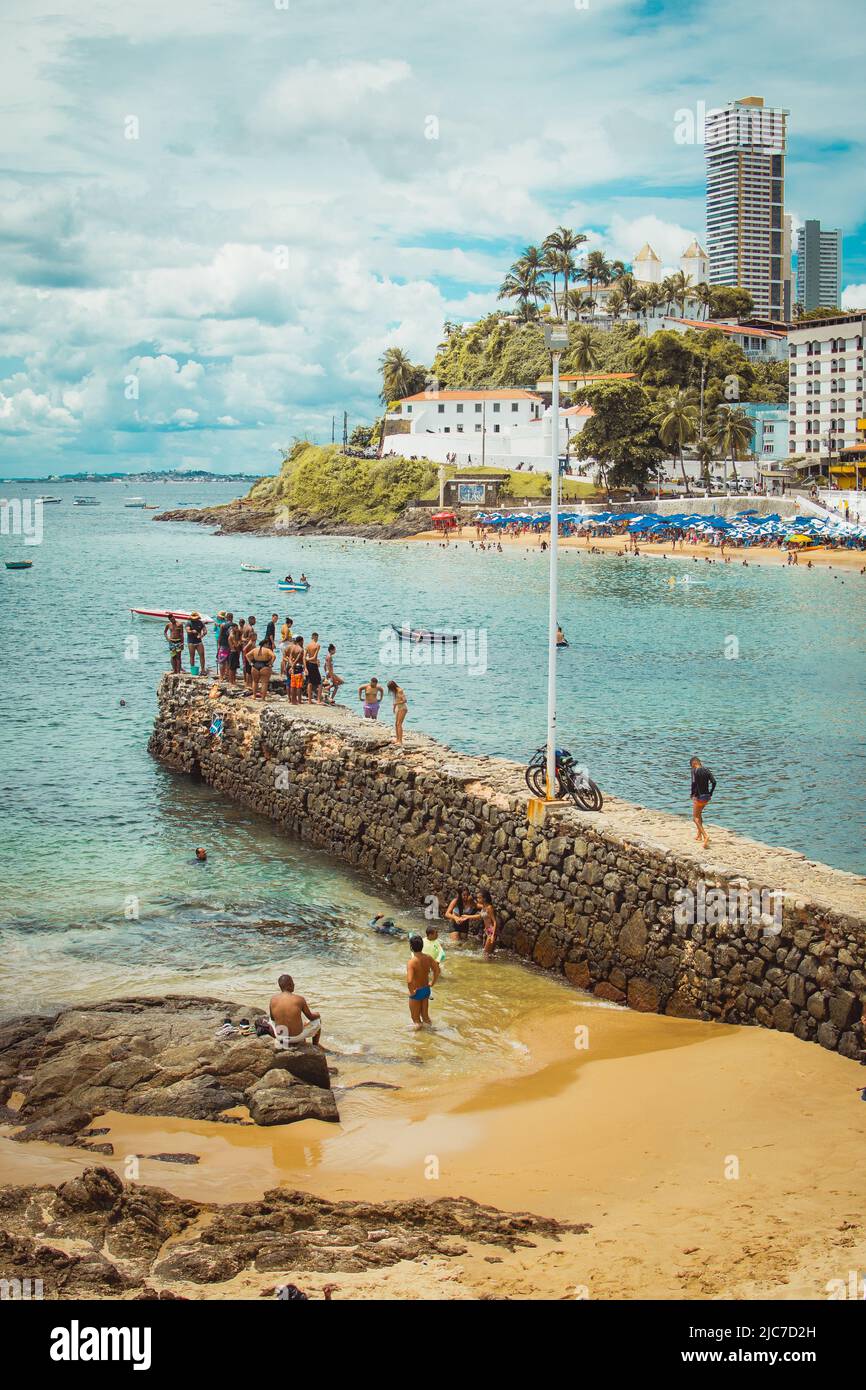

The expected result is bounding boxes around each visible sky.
[1,0,865,477]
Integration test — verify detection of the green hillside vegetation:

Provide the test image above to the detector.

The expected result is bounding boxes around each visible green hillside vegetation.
[237,443,593,526]
[245,442,439,524]
[429,313,787,406]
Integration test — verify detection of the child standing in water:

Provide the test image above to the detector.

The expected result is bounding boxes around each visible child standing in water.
[407,934,439,1029]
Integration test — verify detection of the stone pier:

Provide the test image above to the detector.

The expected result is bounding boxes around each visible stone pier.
[149,676,866,1058]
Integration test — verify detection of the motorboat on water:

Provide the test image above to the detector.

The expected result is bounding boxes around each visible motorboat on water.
[5,559,34,570]
[74,496,100,506]
[125,497,147,508]
[35,495,61,503]
[277,580,310,591]
[241,563,271,572]
[390,623,461,644]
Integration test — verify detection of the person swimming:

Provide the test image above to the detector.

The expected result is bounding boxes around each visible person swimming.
[368,913,403,939]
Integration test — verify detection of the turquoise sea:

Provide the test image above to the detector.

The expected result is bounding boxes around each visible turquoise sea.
[1,480,864,1064]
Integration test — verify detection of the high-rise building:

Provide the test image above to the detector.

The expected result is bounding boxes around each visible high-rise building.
[705,96,789,321]
[796,220,842,312]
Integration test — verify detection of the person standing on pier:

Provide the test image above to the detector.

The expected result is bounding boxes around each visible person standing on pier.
[164,614,184,674]
[690,756,717,849]
[359,677,383,719]
[387,680,408,744]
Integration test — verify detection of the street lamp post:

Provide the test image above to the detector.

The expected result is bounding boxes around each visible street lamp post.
[543,322,569,800]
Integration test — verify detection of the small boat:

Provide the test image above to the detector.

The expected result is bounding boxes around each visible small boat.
[74,496,100,506]
[277,580,310,591]
[35,496,61,503]
[390,623,461,644]
[241,563,271,573]
[130,607,215,622]
[125,497,147,508]
[5,560,33,570]
[143,504,159,510]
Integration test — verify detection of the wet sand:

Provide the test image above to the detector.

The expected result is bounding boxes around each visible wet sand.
[5,994,865,1300]
[409,528,866,571]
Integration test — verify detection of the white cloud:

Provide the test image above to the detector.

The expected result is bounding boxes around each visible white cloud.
[0,0,863,474]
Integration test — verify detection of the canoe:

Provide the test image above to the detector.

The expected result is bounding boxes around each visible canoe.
[5,560,33,570]
[390,623,461,644]
[130,607,215,622]
[277,581,310,591]
[241,563,271,573]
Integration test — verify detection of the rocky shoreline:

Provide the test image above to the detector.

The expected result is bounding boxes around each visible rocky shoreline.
[0,996,337,1149]
[0,1163,587,1299]
[153,502,438,540]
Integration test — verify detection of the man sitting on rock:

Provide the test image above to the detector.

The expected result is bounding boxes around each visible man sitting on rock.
[269,974,322,1047]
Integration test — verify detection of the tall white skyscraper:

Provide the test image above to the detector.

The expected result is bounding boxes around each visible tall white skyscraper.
[705,96,789,321]
[796,220,843,311]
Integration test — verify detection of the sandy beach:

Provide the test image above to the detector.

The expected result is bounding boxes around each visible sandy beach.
[409,527,866,571]
[4,993,865,1301]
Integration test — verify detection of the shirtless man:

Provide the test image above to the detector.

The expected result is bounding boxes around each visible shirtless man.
[269,974,322,1045]
[304,632,323,704]
[358,677,383,720]
[286,633,305,704]
[407,934,439,1029]
[164,614,184,673]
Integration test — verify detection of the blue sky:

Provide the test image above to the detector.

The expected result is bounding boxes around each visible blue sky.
[1,0,864,477]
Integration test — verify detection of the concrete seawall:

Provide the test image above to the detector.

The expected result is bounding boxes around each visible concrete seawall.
[150,676,866,1058]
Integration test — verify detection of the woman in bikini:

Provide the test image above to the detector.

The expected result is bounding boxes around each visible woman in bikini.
[247,639,275,700]
[445,886,477,942]
[460,888,498,956]
[387,680,408,744]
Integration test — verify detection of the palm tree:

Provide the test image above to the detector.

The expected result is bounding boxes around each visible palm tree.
[669,270,693,318]
[543,227,587,320]
[379,346,418,404]
[606,286,626,321]
[515,245,550,312]
[694,281,714,321]
[710,405,755,486]
[693,435,717,491]
[582,250,611,312]
[569,325,598,374]
[660,276,676,316]
[608,259,628,282]
[498,266,543,321]
[645,283,665,322]
[655,387,699,494]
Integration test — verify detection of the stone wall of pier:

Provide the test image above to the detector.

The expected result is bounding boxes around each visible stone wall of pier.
[149,676,866,1058]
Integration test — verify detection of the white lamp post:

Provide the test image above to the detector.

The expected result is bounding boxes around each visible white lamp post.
[543,322,569,799]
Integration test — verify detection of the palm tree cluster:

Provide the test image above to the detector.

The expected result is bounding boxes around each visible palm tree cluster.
[654,389,755,494]
[499,234,729,327]
[498,228,630,323]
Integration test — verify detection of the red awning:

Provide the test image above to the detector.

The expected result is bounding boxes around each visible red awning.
[432,510,457,520]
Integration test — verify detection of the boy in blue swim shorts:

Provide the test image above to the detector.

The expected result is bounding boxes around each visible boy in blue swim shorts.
[407,934,439,1029]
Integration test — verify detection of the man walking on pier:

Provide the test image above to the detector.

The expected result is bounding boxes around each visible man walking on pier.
[689,756,717,849]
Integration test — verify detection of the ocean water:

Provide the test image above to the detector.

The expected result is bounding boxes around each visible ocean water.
[1,481,864,1062]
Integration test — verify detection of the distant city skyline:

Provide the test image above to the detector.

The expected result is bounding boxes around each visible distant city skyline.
[1,0,864,477]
